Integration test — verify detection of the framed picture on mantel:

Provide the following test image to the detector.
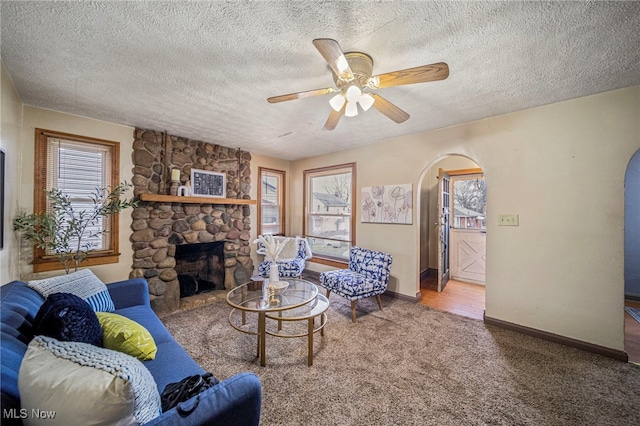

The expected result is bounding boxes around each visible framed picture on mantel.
[191,169,226,198]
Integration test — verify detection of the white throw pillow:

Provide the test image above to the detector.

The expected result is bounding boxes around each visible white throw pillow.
[28,269,115,312]
[18,336,161,425]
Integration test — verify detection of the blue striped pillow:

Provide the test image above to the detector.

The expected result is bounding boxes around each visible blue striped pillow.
[28,269,115,312]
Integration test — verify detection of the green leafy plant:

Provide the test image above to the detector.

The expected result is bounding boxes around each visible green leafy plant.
[13,182,137,274]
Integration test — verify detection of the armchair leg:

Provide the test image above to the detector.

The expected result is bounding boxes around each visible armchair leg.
[326,289,331,298]
[375,295,383,311]
[351,301,357,323]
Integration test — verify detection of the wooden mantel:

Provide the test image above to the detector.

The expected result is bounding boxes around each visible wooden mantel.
[139,193,256,205]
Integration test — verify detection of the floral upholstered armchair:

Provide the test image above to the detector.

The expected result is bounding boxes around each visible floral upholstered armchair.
[319,246,393,322]
[256,236,313,278]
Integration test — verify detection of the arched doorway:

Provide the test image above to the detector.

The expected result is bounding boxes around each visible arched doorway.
[624,148,640,363]
[417,154,486,319]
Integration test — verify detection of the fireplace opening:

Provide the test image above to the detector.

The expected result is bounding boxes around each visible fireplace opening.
[175,242,225,298]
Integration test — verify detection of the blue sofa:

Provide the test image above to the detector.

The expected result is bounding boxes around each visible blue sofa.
[1,278,262,425]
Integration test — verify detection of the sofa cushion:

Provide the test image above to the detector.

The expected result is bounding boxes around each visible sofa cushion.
[97,312,157,361]
[1,282,45,408]
[144,341,206,394]
[19,336,161,425]
[28,269,115,312]
[33,292,103,347]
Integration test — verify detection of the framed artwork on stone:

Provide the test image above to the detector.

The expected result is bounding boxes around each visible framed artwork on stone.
[191,169,226,198]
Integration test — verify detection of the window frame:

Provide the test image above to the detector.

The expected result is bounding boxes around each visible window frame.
[32,128,122,272]
[303,162,356,267]
[449,168,486,231]
[257,167,286,236]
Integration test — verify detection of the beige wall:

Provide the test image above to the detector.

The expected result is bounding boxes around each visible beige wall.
[1,63,24,283]
[290,86,640,351]
[16,107,135,284]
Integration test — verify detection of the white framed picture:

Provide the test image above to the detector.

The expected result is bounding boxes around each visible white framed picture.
[190,169,226,198]
[361,184,413,224]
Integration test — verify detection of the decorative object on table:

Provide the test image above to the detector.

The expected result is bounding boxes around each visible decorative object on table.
[13,182,137,273]
[361,184,413,224]
[256,235,312,279]
[269,261,280,283]
[319,246,393,322]
[190,169,226,198]
[266,281,289,302]
[254,234,288,282]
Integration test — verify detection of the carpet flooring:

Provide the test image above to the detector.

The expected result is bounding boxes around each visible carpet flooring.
[162,293,640,425]
[625,306,640,324]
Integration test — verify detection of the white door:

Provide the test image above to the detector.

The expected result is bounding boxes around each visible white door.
[450,229,486,285]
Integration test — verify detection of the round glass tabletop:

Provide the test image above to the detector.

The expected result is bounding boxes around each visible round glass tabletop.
[226,277,319,313]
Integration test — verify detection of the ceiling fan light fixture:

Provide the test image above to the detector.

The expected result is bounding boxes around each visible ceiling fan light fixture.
[345,85,362,102]
[329,93,346,112]
[359,93,375,111]
[345,100,358,117]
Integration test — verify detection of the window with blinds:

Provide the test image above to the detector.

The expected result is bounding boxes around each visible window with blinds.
[33,129,121,272]
[46,138,112,253]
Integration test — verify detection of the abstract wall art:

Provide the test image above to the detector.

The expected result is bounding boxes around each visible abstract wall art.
[361,184,413,224]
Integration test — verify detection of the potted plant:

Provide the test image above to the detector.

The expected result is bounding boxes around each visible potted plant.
[13,182,137,274]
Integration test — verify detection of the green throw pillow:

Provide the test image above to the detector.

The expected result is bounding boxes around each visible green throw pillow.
[97,312,157,361]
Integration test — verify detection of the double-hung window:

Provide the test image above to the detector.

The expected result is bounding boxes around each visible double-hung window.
[303,163,355,264]
[33,129,121,272]
[258,167,285,235]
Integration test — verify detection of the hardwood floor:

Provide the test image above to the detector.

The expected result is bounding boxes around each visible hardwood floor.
[419,277,485,320]
[419,276,640,363]
[625,300,640,364]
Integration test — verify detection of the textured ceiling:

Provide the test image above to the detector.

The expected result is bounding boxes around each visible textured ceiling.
[1,1,639,161]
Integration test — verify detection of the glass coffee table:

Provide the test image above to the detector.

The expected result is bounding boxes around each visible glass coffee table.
[226,278,328,366]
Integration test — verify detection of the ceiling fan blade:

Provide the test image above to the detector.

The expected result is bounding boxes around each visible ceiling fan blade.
[370,62,449,88]
[370,93,410,123]
[312,38,354,81]
[323,103,346,130]
[267,87,335,103]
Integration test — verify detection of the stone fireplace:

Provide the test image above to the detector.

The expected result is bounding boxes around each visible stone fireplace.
[129,128,254,314]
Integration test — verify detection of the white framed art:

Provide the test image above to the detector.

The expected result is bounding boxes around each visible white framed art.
[190,169,226,198]
[361,184,413,224]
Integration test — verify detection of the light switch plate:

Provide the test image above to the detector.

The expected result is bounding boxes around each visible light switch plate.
[498,214,519,226]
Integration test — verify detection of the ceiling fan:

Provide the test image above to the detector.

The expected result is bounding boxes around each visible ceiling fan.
[267,38,449,130]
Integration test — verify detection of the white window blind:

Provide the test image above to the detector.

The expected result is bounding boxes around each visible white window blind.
[45,137,112,254]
